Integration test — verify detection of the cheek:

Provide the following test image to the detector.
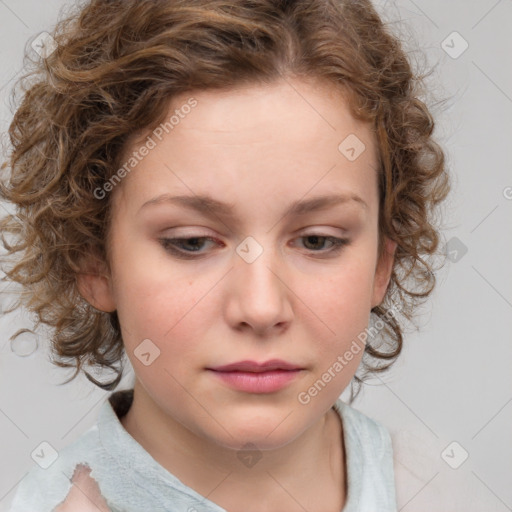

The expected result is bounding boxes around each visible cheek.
[114,273,206,355]
[308,257,375,327]
[108,238,203,360]
[301,258,375,378]
[114,271,209,403]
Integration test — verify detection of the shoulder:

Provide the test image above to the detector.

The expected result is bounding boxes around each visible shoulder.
[333,398,398,511]
[8,410,110,511]
[334,398,393,461]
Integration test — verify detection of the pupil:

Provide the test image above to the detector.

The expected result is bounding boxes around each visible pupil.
[186,237,202,250]
[306,236,323,249]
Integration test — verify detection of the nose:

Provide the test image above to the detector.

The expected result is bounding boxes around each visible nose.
[225,239,293,336]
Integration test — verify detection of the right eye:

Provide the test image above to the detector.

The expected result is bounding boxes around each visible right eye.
[158,236,221,259]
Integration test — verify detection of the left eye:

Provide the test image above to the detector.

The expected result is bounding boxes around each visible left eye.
[158,234,350,258]
[297,234,348,252]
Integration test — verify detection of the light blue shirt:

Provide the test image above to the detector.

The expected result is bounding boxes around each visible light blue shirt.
[9,390,397,511]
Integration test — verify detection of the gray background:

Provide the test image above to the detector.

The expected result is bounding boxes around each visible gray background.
[0,0,511,510]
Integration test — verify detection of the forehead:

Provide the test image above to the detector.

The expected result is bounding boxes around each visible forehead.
[113,78,379,216]
[127,77,376,157]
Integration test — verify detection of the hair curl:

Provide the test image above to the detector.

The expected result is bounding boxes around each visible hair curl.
[0,0,450,402]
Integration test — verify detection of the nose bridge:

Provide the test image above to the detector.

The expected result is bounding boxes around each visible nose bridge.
[236,234,282,298]
[230,234,291,329]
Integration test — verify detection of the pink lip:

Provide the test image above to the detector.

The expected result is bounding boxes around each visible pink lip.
[206,360,303,393]
[209,359,301,372]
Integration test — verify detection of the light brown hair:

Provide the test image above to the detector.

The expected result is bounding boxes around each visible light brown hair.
[0,0,450,401]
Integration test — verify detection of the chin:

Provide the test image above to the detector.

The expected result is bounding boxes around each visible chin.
[195,409,308,452]
[210,428,300,453]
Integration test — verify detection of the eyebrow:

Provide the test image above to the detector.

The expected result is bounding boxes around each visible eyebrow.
[139,192,367,218]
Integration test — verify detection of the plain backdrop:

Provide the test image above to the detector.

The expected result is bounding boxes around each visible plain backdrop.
[0,1,511,510]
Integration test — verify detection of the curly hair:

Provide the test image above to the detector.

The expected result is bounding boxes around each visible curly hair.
[0,0,450,402]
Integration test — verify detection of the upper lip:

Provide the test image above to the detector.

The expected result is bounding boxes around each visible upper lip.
[208,359,302,373]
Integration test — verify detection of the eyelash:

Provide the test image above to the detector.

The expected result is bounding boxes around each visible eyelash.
[158,234,350,259]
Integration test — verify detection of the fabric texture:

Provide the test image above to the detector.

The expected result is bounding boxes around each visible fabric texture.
[9,389,397,512]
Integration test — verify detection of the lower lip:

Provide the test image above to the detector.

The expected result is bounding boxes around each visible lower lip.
[208,369,302,393]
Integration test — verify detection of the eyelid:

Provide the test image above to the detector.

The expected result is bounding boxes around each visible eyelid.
[162,225,347,237]
[159,227,346,243]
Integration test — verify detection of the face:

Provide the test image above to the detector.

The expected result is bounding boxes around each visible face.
[80,77,396,451]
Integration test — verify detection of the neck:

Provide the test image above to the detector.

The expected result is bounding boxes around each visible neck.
[120,381,346,511]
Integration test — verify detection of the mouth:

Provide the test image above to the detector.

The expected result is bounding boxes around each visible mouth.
[208,359,302,373]
[206,359,304,393]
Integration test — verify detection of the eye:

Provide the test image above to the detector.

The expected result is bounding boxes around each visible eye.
[158,233,350,259]
[294,234,350,257]
[158,236,219,259]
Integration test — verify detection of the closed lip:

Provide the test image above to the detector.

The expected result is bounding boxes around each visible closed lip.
[207,359,302,373]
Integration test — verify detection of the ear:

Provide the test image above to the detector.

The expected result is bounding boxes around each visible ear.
[371,237,397,309]
[76,250,116,313]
